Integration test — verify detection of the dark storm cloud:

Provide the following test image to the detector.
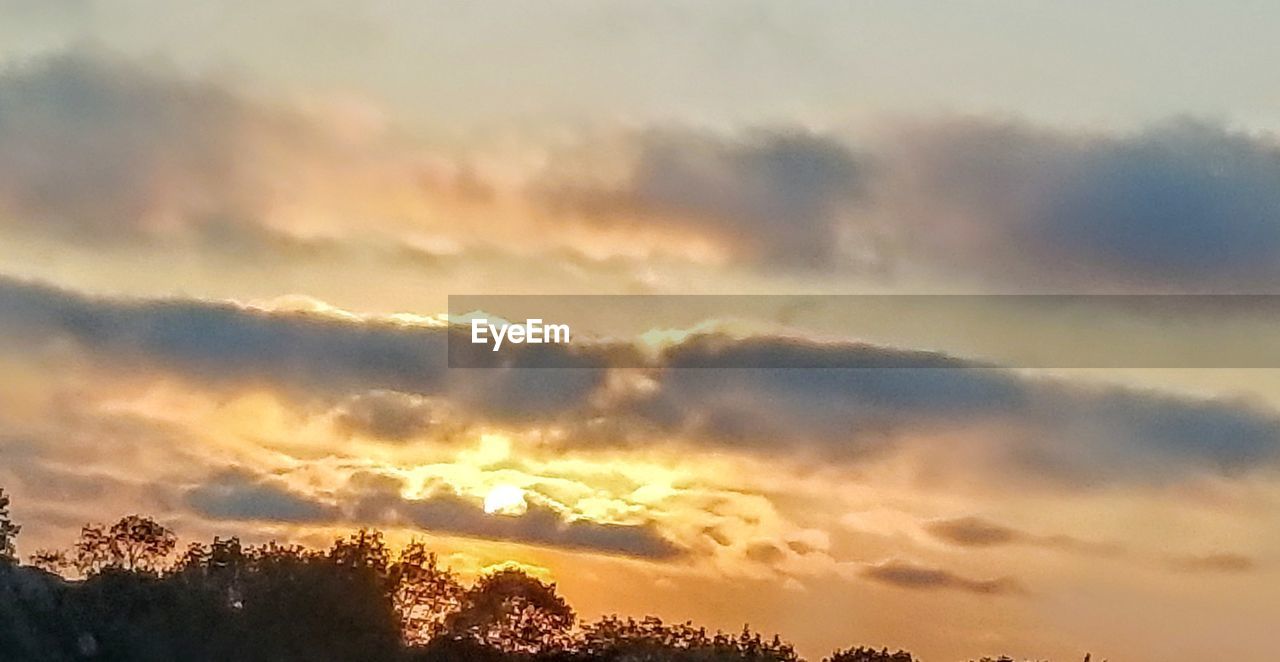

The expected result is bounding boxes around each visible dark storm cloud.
[541,127,869,269]
[862,560,1023,596]
[887,118,1280,290]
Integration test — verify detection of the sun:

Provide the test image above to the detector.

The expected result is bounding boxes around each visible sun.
[483,484,527,515]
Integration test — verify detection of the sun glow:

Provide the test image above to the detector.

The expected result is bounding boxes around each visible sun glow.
[483,484,527,515]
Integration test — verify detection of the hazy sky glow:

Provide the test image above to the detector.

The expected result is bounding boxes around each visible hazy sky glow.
[2,3,1280,661]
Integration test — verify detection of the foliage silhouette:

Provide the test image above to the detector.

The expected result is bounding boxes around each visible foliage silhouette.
[70,515,176,575]
[0,487,19,563]
[571,615,800,661]
[392,540,465,645]
[0,491,1098,661]
[826,647,915,662]
[445,567,576,655]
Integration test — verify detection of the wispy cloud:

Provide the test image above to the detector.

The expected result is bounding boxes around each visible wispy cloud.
[1166,552,1258,574]
[926,516,1123,556]
[862,560,1024,596]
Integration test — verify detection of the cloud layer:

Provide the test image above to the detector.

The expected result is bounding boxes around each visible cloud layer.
[525,117,1280,289]
[884,118,1280,290]
[185,469,680,559]
[6,50,1280,292]
[0,49,296,240]
[3,276,1278,489]
[541,128,868,269]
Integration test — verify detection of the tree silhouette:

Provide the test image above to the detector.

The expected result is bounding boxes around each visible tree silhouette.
[0,500,1098,662]
[446,567,576,655]
[390,540,463,645]
[330,528,392,573]
[234,539,402,660]
[172,536,249,609]
[0,488,19,563]
[576,615,799,661]
[27,548,70,574]
[827,647,915,662]
[71,515,177,575]
[110,515,177,572]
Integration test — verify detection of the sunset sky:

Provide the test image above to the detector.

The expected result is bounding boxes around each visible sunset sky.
[2,3,1280,661]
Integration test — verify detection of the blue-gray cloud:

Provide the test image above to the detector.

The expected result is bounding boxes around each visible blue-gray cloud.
[541,127,869,269]
[605,333,1280,484]
[186,471,339,523]
[541,119,1280,289]
[8,48,1280,291]
[0,49,462,274]
[334,391,440,442]
[0,49,278,239]
[0,276,609,418]
[888,118,1280,290]
[3,276,1278,486]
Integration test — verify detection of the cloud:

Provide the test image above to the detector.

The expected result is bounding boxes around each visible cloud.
[334,391,440,442]
[0,275,609,417]
[0,49,292,240]
[4,277,1279,486]
[1167,553,1258,574]
[613,334,1280,483]
[883,118,1280,290]
[862,560,1023,596]
[0,275,446,394]
[183,468,679,559]
[386,492,680,560]
[8,48,1277,292]
[346,472,679,559]
[540,128,870,269]
[0,48,481,277]
[538,118,1280,289]
[186,470,339,523]
[745,542,787,565]
[6,47,1279,293]
[926,517,1122,556]
[926,517,1024,547]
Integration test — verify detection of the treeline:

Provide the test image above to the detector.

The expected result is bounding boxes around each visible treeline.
[0,489,1085,661]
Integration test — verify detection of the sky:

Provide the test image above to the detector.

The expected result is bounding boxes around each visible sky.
[2,2,1280,660]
